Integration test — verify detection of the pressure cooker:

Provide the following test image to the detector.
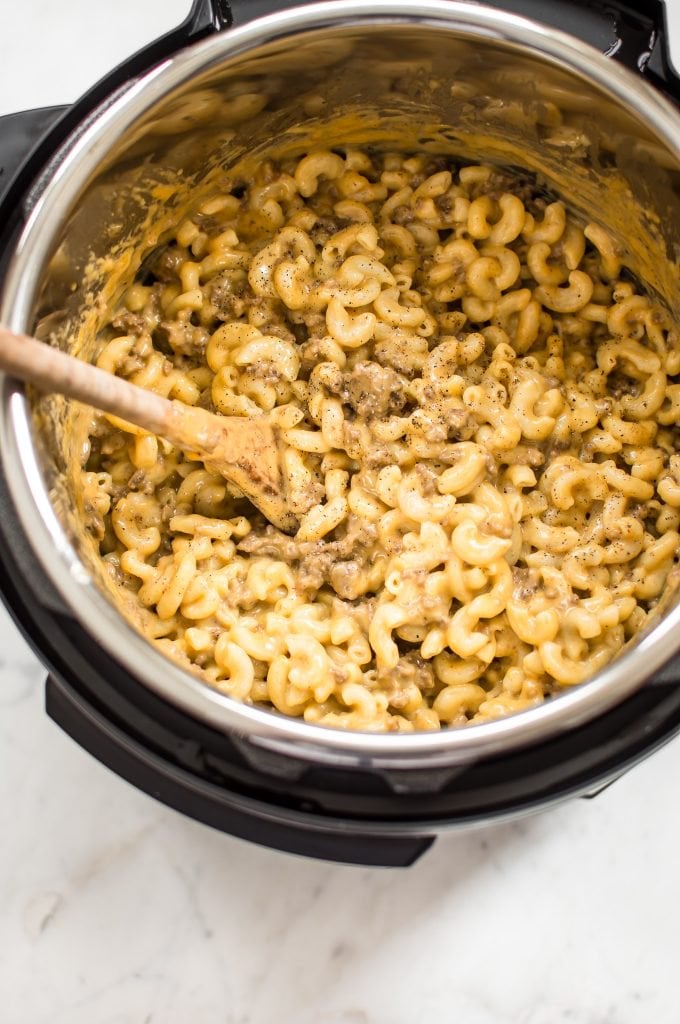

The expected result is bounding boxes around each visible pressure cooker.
[2,0,680,866]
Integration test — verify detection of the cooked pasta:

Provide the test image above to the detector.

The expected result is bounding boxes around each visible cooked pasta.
[77,149,680,731]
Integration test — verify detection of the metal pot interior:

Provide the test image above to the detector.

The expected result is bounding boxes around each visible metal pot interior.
[4,0,680,766]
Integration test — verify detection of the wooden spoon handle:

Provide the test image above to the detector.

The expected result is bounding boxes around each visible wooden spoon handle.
[0,325,179,437]
[0,326,296,532]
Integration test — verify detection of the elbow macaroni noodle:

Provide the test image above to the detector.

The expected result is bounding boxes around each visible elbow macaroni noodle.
[78,149,680,732]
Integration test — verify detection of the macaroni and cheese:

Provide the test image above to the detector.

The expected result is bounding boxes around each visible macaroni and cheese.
[78,149,680,731]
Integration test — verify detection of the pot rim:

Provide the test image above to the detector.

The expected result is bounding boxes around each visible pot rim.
[3,0,680,768]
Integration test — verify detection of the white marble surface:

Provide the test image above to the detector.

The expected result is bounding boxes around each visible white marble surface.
[3,3,680,1022]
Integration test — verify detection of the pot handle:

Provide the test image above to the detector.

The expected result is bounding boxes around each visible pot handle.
[178,0,232,35]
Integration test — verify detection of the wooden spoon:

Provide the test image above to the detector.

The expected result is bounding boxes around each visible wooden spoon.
[0,326,298,534]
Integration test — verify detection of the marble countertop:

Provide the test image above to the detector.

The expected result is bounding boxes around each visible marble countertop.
[2,3,680,1021]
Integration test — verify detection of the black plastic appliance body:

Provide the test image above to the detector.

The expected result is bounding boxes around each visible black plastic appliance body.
[2,0,680,867]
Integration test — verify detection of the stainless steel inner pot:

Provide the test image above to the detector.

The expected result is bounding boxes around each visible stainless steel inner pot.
[3,0,680,769]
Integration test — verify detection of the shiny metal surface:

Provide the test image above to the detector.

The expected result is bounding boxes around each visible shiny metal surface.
[3,0,680,768]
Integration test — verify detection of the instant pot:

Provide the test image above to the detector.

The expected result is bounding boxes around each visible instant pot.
[2,0,680,866]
